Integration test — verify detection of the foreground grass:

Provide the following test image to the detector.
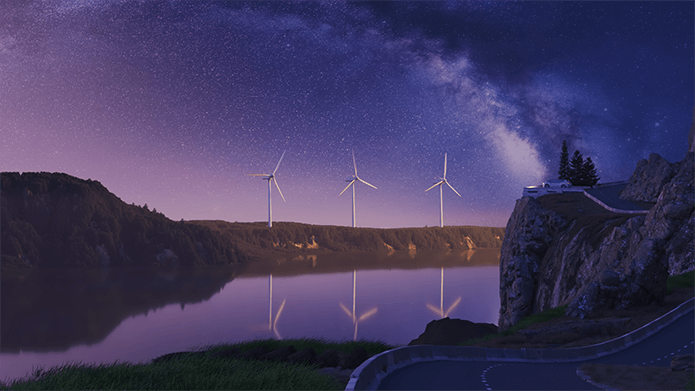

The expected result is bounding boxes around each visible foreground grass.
[0,337,396,391]
[580,363,694,391]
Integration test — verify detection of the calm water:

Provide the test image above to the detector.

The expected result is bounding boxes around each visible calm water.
[1,249,500,384]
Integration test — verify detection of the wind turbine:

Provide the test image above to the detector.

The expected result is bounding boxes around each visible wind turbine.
[426,267,462,319]
[248,150,286,228]
[339,270,378,341]
[425,153,461,228]
[339,151,377,228]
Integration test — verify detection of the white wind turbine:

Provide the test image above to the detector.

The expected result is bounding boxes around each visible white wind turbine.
[248,150,286,228]
[339,151,377,228]
[425,153,461,228]
[339,270,378,341]
[426,267,462,319]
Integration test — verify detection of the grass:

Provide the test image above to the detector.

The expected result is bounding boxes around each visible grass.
[0,337,397,391]
[668,270,695,294]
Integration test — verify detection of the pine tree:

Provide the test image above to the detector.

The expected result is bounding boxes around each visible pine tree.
[569,150,584,186]
[558,140,570,180]
[582,157,600,187]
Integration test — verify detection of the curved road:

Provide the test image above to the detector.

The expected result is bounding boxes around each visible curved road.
[583,183,648,211]
[378,309,694,390]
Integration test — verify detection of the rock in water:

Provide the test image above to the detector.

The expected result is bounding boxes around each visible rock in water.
[408,318,498,346]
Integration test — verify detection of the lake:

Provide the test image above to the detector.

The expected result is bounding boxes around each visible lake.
[1,248,500,384]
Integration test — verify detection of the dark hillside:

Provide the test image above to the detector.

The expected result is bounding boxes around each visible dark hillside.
[1,172,247,270]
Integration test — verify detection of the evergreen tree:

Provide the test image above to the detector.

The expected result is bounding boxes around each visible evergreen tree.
[558,140,570,180]
[582,157,600,187]
[569,150,584,185]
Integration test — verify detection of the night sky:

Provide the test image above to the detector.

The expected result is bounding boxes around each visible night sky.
[1,1,692,228]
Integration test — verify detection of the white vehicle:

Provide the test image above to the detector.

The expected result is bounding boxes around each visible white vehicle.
[542,179,572,188]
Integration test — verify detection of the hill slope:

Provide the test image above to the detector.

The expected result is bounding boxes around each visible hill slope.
[1,172,504,270]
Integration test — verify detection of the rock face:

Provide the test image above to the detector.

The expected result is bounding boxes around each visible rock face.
[498,197,566,330]
[619,153,679,203]
[408,317,498,346]
[498,152,694,329]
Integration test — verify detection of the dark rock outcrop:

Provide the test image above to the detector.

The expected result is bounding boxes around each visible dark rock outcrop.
[619,153,678,203]
[498,197,566,330]
[498,151,694,329]
[408,317,498,346]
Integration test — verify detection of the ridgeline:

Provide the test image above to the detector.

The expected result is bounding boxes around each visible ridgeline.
[1,172,504,271]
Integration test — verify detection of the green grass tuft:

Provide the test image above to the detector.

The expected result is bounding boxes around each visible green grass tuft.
[0,337,397,391]
[667,270,695,294]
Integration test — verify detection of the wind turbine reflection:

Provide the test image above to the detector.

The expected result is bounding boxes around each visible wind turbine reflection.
[339,270,378,341]
[426,267,462,318]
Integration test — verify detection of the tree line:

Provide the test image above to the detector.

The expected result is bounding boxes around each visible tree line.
[558,140,600,187]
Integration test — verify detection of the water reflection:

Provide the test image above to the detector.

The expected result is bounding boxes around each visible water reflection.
[339,270,378,341]
[1,249,501,385]
[426,267,462,319]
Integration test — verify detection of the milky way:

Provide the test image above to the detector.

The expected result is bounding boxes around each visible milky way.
[1,1,692,228]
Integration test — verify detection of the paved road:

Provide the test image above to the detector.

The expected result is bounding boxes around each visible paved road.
[584,184,648,211]
[378,309,694,390]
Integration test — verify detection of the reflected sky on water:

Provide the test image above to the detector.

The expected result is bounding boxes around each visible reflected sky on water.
[1,249,499,385]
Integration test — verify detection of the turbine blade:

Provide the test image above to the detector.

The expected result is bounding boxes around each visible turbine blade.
[352,150,358,176]
[273,150,286,175]
[446,181,462,197]
[273,178,286,202]
[443,153,447,178]
[339,180,355,196]
[248,174,271,177]
[445,297,462,316]
[339,302,353,318]
[358,177,377,189]
[358,307,378,322]
[425,181,443,192]
[426,303,443,316]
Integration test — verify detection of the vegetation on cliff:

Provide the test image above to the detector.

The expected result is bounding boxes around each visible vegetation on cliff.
[1,172,504,270]
[1,172,247,270]
[190,220,504,258]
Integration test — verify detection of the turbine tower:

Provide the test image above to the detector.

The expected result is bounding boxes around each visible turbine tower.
[339,150,377,228]
[425,153,461,228]
[248,150,286,228]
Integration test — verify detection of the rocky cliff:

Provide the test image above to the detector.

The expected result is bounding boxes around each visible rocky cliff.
[498,152,694,330]
[1,172,504,271]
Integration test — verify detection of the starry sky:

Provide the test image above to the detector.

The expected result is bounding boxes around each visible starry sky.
[1,1,693,228]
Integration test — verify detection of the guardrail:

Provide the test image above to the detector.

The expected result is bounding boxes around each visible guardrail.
[346,297,694,391]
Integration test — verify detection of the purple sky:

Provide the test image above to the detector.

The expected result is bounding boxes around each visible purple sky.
[1,1,692,228]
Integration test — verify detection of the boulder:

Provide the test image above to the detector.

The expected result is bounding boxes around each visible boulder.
[259,345,296,362]
[620,153,677,203]
[314,349,341,368]
[408,317,498,346]
[287,348,316,365]
[671,355,694,372]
